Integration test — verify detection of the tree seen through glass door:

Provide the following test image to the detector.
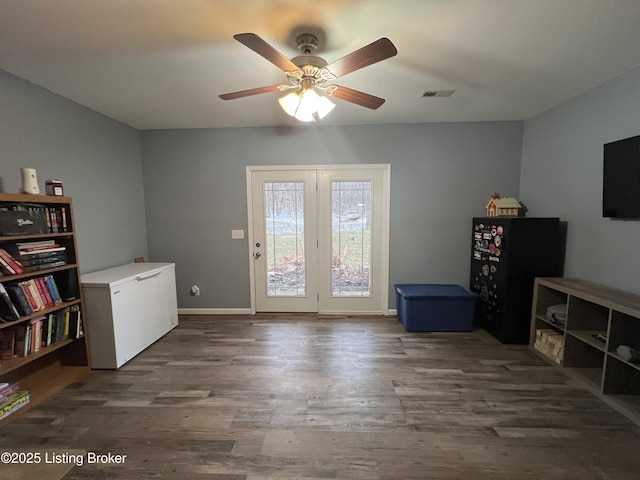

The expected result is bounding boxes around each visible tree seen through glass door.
[331,181,372,296]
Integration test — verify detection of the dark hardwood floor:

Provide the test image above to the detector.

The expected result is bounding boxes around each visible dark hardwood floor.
[2,314,640,479]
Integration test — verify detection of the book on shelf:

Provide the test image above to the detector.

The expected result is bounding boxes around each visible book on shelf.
[13,242,61,253]
[44,206,68,234]
[0,390,30,421]
[29,316,44,353]
[34,277,54,308]
[19,253,67,267]
[29,279,46,311]
[0,248,23,275]
[68,305,82,339]
[61,207,68,231]
[19,279,45,312]
[0,258,12,276]
[11,248,67,260]
[0,383,19,401]
[56,269,79,302]
[0,283,20,321]
[54,310,66,342]
[42,313,55,347]
[19,244,62,253]
[24,323,32,355]
[0,254,15,275]
[0,330,15,359]
[12,325,28,357]
[44,275,62,304]
[0,259,13,276]
[22,260,67,272]
[63,309,70,340]
[15,240,56,249]
[0,298,19,322]
[8,246,66,256]
[5,284,33,316]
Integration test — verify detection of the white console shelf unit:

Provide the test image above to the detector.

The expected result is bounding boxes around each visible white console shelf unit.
[81,262,179,369]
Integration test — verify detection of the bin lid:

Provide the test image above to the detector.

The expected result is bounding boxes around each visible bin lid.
[81,262,174,288]
[394,284,478,299]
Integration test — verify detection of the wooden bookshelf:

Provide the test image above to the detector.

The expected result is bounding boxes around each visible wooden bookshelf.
[0,193,90,426]
[530,277,640,425]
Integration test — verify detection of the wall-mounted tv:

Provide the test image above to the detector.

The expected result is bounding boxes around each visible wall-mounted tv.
[603,134,640,219]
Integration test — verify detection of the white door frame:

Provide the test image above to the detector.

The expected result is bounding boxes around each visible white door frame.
[246,164,391,315]
[249,169,318,313]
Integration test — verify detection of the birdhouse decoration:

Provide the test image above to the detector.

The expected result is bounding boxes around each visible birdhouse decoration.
[486,193,523,217]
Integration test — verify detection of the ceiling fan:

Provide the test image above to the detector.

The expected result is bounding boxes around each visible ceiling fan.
[219,32,398,122]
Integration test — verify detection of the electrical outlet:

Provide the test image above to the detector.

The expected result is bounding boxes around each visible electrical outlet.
[190,285,200,296]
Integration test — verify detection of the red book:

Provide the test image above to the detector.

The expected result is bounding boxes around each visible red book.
[61,207,68,232]
[0,255,14,275]
[34,277,54,308]
[18,244,61,252]
[0,248,23,275]
[29,317,43,353]
[18,280,42,312]
[26,280,45,311]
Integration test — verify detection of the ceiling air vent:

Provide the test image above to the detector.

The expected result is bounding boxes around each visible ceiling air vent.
[420,89,455,98]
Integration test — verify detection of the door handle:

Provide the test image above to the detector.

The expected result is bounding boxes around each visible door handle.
[136,271,161,281]
[254,252,261,259]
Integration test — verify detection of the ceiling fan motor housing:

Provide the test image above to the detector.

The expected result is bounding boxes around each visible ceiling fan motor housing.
[296,33,319,54]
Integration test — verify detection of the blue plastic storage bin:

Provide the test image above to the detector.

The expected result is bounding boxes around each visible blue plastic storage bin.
[394,284,478,332]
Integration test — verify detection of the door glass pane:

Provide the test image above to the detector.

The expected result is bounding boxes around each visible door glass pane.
[331,181,372,296]
[264,182,306,296]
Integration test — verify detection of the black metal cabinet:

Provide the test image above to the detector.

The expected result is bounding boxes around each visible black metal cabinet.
[470,217,565,344]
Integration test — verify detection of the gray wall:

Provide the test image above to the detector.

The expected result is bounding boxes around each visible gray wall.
[141,122,523,309]
[7,58,638,309]
[520,66,640,294]
[0,70,148,273]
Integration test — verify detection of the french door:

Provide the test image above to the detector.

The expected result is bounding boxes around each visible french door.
[247,165,390,314]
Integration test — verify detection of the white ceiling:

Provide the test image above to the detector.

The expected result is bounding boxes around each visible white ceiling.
[1,0,640,130]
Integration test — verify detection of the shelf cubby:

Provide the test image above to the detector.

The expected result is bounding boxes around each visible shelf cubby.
[604,355,640,395]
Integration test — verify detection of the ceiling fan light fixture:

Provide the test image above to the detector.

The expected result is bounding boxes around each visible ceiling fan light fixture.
[220,33,397,120]
[278,88,335,122]
[278,91,302,117]
[313,93,336,119]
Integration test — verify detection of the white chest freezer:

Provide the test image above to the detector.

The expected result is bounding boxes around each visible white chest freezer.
[81,263,179,369]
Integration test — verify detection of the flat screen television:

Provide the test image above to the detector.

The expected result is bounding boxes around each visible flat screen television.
[603,134,640,219]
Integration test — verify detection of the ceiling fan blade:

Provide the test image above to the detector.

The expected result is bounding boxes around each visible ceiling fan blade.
[233,33,302,76]
[322,38,397,79]
[326,85,386,110]
[219,85,285,100]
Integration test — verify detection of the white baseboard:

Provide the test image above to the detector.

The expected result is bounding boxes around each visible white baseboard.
[178,308,253,315]
[387,309,397,316]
